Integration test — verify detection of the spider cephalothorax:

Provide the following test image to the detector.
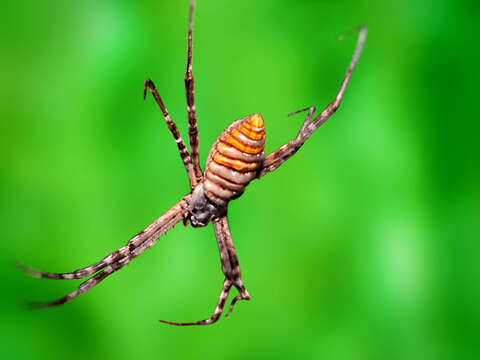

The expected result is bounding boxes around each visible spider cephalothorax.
[188,183,219,228]
[19,0,367,326]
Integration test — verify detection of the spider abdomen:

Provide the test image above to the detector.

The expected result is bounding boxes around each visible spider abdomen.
[203,114,265,207]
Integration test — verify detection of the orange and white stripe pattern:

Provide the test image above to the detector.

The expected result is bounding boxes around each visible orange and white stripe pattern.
[203,114,265,207]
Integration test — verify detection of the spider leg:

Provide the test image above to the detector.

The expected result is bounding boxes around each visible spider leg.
[157,216,250,326]
[214,216,251,317]
[184,0,202,183]
[258,26,367,178]
[19,195,190,280]
[158,279,233,326]
[17,251,125,280]
[23,196,191,307]
[28,258,129,308]
[288,106,316,139]
[144,79,198,189]
[225,279,250,317]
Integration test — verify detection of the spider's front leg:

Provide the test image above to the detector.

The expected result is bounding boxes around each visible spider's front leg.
[159,216,250,326]
[214,215,251,317]
[258,25,367,178]
[20,195,192,308]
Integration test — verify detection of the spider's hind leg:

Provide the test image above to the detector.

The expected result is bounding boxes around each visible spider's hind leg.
[258,25,367,179]
[143,78,198,189]
[287,106,316,139]
[184,0,202,182]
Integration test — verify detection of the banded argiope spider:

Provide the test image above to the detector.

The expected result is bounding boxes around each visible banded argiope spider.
[19,0,367,326]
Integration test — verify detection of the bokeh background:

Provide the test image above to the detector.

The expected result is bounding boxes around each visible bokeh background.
[1,0,478,359]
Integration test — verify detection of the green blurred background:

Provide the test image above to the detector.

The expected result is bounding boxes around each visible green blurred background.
[1,0,478,359]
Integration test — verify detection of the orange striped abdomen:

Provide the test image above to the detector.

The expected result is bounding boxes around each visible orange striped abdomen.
[203,114,265,207]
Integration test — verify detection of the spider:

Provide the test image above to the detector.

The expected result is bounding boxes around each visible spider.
[19,0,367,326]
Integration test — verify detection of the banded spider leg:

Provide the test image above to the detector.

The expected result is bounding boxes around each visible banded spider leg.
[159,216,250,326]
[144,79,197,189]
[143,0,202,189]
[185,0,202,183]
[18,195,191,308]
[259,25,368,178]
